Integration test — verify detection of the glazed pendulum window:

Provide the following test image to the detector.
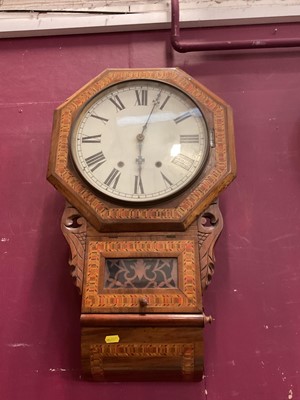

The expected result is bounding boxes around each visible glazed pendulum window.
[104,258,178,289]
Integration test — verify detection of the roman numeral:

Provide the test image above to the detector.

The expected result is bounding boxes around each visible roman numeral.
[109,95,125,111]
[90,114,109,124]
[134,175,144,194]
[172,154,193,171]
[85,151,106,172]
[135,89,148,106]
[82,134,102,143]
[174,112,192,124]
[180,135,199,143]
[161,172,173,187]
[159,95,170,110]
[104,168,121,189]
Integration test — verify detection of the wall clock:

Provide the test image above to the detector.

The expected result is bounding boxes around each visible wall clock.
[47,68,236,381]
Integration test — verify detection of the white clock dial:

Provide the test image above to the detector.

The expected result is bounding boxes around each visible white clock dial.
[70,79,209,203]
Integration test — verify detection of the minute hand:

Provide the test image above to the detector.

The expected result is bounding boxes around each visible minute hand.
[137,90,162,141]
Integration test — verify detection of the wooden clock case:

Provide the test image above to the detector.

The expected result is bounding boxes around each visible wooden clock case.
[47,68,236,381]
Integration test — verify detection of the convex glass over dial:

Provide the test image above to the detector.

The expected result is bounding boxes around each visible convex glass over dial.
[70,79,209,203]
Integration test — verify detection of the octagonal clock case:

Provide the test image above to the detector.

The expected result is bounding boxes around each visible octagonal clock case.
[47,68,236,381]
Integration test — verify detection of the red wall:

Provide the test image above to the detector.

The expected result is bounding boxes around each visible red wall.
[1,24,300,399]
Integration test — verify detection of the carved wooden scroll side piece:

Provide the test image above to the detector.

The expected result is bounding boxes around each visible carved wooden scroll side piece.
[198,199,224,291]
[61,203,87,294]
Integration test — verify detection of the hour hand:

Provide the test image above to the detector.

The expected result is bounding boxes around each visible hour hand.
[136,155,145,166]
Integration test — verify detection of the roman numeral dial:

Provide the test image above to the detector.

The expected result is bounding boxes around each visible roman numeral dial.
[85,151,106,172]
[174,111,192,124]
[82,134,102,143]
[70,78,209,203]
[135,89,148,106]
[134,175,144,194]
[180,135,199,144]
[109,95,125,111]
[104,168,121,189]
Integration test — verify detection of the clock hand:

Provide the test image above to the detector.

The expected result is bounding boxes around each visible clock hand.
[136,89,162,142]
[136,141,144,184]
[135,90,162,178]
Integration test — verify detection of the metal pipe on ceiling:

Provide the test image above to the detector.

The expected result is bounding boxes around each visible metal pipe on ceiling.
[171,0,300,52]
